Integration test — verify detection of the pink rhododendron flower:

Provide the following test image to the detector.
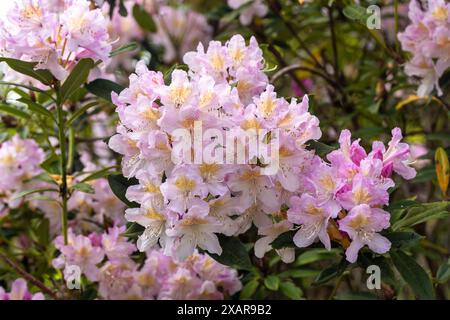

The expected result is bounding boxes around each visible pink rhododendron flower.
[398,0,450,96]
[0,278,44,300]
[288,194,340,250]
[339,204,391,263]
[53,230,105,281]
[0,0,111,80]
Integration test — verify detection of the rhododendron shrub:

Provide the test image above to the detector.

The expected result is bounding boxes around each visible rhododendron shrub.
[0,0,449,301]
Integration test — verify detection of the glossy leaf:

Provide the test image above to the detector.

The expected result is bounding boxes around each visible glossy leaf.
[60,58,95,104]
[391,250,435,300]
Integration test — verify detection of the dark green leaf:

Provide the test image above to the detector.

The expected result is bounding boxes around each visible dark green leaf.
[208,235,253,271]
[305,140,337,157]
[0,104,30,120]
[270,230,296,249]
[35,218,50,246]
[41,154,60,174]
[66,102,99,126]
[12,188,58,201]
[85,79,125,102]
[60,58,95,104]
[71,182,95,194]
[385,231,423,249]
[17,98,55,122]
[132,4,156,32]
[392,201,449,230]
[335,292,378,300]
[107,174,140,207]
[122,222,145,238]
[118,0,127,16]
[278,268,320,279]
[313,259,348,285]
[110,42,138,57]
[80,166,118,183]
[436,258,450,284]
[0,58,54,85]
[390,250,435,300]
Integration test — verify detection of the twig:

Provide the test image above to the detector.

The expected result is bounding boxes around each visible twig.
[328,5,340,82]
[270,63,337,86]
[328,272,346,300]
[0,252,58,299]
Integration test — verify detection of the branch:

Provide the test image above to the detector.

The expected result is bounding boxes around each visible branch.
[0,252,58,299]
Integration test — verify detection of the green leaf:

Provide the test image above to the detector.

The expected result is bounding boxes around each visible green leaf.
[40,154,60,174]
[0,103,30,120]
[313,259,348,285]
[295,248,340,266]
[163,64,188,84]
[343,5,367,22]
[385,231,423,249]
[279,281,303,300]
[71,182,95,194]
[208,235,253,271]
[335,292,378,300]
[60,58,95,104]
[118,0,127,16]
[392,202,449,230]
[390,250,435,300]
[412,166,436,184]
[264,275,279,291]
[85,79,125,102]
[66,101,99,126]
[35,218,50,246]
[132,4,156,32]
[305,140,337,157]
[270,230,296,249]
[278,268,320,279]
[122,222,145,239]
[240,279,259,299]
[107,174,140,208]
[0,58,54,85]
[110,42,138,57]
[12,188,58,201]
[17,98,55,122]
[436,258,450,284]
[80,166,118,183]
[387,198,419,212]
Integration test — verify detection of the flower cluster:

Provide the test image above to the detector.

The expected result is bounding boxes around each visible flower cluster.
[288,128,416,263]
[227,0,268,26]
[0,135,45,216]
[52,226,241,299]
[110,34,418,264]
[398,0,450,96]
[109,35,415,262]
[0,278,44,300]
[109,34,320,261]
[0,0,111,80]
